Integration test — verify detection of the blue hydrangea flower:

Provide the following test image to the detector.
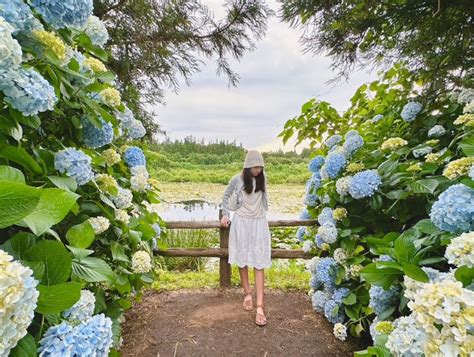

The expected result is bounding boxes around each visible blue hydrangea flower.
[55,148,94,185]
[369,285,400,316]
[325,135,342,148]
[29,0,93,30]
[128,120,146,139]
[308,155,325,173]
[305,172,322,194]
[0,0,44,33]
[412,146,432,158]
[124,146,146,167]
[400,101,422,122]
[300,208,312,220]
[332,288,351,304]
[84,15,109,47]
[116,107,146,139]
[62,290,95,322]
[377,255,394,263]
[309,275,323,291]
[318,207,334,226]
[345,130,359,139]
[371,114,383,123]
[81,117,114,149]
[296,227,306,242]
[343,133,364,156]
[38,314,113,356]
[316,257,338,290]
[324,299,345,324]
[0,68,57,116]
[427,125,446,138]
[349,170,382,199]
[324,152,347,179]
[312,289,332,312]
[430,184,474,233]
[304,193,318,206]
[315,234,325,248]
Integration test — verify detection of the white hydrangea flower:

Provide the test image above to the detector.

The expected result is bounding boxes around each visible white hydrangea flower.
[336,176,352,196]
[0,250,39,356]
[333,323,347,341]
[302,240,313,253]
[131,251,152,273]
[333,248,348,264]
[306,256,320,272]
[88,216,110,234]
[130,165,149,192]
[386,315,427,356]
[63,289,95,322]
[445,231,474,268]
[463,100,474,114]
[112,187,133,209]
[0,17,22,70]
[114,209,130,224]
[317,225,338,244]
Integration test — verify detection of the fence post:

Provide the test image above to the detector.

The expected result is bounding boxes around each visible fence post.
[218,209,231,288]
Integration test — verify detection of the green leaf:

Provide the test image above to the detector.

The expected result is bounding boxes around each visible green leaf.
[48,176,77,192]
[414,219,443,235]
[21,260,45,281]
[36,282,81,314]
[22,188,79,236]
[72,257,114,282]
[66,221,96,248]
[459,137,474,156]
[454,266,474,287]
[360,263,401,289]
[342,293,357,305]
[401,262,429,282]
[67,245,94,260]
[11,232,35,258]
[24,240,72,285]
[0,145,42,174]
[378,159,398,176]
[0,165,25,183]
[0,181,41,228]
[111,242,129,262]
[406,179,439,194]
[10,333,37,357]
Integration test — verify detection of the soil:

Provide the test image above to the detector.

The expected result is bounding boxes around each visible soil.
[120,288,367,357]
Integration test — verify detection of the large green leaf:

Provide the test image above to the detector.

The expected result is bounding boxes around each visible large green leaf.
[66,221,96,248]
[406,179,439,194]
[10,333,37,357]
[455,266,474,287]
[401,262,429,282]
[0,181,41,228]
[459,137,474,156]
[0,165,25,183]
[360,263,401,289]
[24,240,72,285]
[72,257,114,282]
[22,188,79,236]
[10,232,35,258]
[414,219,443,235]
[48,176,77,192]
[0,145,42,174]
[36,282,81,314]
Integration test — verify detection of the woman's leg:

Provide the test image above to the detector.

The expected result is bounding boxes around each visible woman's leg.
[239,266,253,310]
[254,268,266,324]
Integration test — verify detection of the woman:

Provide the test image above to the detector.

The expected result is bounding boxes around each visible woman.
[220,150,271,326]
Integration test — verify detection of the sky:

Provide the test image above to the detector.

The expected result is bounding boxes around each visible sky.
[152,0,377,153]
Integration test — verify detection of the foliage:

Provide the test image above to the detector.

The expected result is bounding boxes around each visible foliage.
[278,0,473,92]
[290,65,473,354]
[0,1,165,354]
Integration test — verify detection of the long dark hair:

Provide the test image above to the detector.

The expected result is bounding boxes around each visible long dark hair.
[242,168,265,194]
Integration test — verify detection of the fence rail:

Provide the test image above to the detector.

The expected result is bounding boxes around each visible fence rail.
[154,209,317,287]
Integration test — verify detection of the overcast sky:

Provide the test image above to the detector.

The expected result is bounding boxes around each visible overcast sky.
[152,0,377,152]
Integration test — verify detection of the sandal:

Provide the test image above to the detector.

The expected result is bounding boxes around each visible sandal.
[243,289,253,311]
[255,303,267,326]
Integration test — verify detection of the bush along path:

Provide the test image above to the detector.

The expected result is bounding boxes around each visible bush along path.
[288,67,474,356]
[0,1,165,355]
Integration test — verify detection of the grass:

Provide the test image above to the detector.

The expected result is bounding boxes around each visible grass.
[152,259,311,292]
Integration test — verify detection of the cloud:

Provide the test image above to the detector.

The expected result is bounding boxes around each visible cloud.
[151,0,377,149]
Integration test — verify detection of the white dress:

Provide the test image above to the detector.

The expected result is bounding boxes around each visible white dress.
[228,177,272,269]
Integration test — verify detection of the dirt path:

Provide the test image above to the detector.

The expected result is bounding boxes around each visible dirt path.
[120,288,366,356]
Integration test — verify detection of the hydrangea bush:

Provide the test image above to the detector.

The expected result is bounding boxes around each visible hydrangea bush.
[0,1,165,354]
[283,66,473,354]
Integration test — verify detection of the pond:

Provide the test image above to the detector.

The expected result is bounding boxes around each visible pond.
[156,199,299,221]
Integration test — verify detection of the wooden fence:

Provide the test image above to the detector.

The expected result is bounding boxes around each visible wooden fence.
[155,209,317,287]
